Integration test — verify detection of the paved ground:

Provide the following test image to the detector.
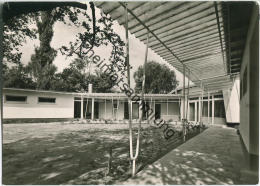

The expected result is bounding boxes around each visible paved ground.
[121,126,258,185]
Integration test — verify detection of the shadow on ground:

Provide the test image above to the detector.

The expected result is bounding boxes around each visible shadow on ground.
[3,124,203,185]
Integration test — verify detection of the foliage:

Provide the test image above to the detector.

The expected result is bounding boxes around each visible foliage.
[3,13,38,64]
[134,61,179,94]
[50,58,116,92]
[3,64,36,89]
[25,11,58,90]
[3,3,126,93]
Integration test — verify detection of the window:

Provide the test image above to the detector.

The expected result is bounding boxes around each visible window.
[74,97,81,101]
[38,97,56,103]
[113,103,118,108]
[202,101,212,117]
[6,95,27,102]
[214,100,225,118]
[214,94,223,99]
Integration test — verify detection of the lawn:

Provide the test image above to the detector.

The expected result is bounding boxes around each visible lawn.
[3,122,202,185]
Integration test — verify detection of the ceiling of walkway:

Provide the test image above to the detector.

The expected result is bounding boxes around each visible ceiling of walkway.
[95,1,253,92]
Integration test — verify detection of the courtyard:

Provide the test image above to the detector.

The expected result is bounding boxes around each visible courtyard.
[2,122,201,185]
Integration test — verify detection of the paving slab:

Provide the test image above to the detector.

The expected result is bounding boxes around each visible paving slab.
[120,126,258,185]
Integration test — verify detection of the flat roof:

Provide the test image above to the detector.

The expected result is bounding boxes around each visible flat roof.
[3,88,183,99]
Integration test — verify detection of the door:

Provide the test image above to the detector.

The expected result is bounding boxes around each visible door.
[132,103,139,119]
[155,104,161,119]
[124,102,129,119]
[189,102,195,121]
[74,101,81,118]
[94,102,99,119]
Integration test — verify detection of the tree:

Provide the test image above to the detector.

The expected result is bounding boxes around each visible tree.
[50,58,116,93]
[4,2,125,72]
[3,2,126,92]
[3,64,36,89]
[134,61,179,94]
[26,10,58,90]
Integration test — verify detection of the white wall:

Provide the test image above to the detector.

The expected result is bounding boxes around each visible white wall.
[223,77,240,123]
[239,5,258,155]
[3,90,74,119]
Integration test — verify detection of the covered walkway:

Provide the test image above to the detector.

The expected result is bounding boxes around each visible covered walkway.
[120,126,258,185]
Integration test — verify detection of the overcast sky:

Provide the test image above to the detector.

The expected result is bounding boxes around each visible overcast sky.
[19,5,190,89]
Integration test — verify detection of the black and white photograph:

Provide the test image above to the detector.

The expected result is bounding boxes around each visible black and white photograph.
[0,1,259,185]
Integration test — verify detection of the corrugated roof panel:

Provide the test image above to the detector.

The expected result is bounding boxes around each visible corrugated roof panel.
[96,1,233,91]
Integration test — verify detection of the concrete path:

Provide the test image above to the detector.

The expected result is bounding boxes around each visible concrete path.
[120,126,258,185]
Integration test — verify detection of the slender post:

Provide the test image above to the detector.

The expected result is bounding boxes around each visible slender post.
[166,99,168,115]
[81,95,84,119]
[198,97,201,122]
[200,83,204,124]
[140,31,149,122]
[125,3,139,177]
[185,69,190,119]
[183,65,186,120]
[105,99,107,119]
[195,102,197,122]
[91,97,94,120]
[112,97,114,119]
[212,94,215,124]
[182,64,186,141]
[208,92,210,124]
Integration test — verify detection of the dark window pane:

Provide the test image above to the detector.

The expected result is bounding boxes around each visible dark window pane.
[214,94,223,98]
[202,102,208,117]
[214,100,225,118]
[38,97,56,103]
[6,95,27,102]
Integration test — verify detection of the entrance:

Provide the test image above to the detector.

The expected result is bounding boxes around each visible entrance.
[124,102,129,119]
[74,101,81,118]
[155,104,161,119]
[189,102,195,121]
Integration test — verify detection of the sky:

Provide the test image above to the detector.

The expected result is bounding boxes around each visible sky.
[19,5,191,90]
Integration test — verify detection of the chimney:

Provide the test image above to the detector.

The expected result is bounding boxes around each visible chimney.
[88,84,93,93]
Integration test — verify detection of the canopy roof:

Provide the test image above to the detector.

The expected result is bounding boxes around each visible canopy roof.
[95,1,253,92]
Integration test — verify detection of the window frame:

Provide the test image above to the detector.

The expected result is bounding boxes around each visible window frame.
[38,97,56,104]
[5,95,28,104]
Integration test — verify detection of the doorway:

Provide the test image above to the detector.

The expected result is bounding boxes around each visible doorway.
[155,104,161,119]
[74,101,81,118]
[189,102,195,121]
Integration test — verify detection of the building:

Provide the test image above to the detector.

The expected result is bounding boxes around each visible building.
[3,87,229,125]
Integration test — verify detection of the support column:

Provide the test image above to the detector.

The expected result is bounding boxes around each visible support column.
[208,92,210,124]
[81,95,84,119]
[187,101,190,121]
[195,102,197,122]
[154,100,155,114]
[167,99,169,115]
[91,97,94,120]
[200,84,204,123]
[182,64,186,141]
[182,65,186,120]
[139,100,142,120]
[105,99,107,119]
[112,97,114,119]
[130,100,133,121]
[212,95,215,124]
[198,97,201,122]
